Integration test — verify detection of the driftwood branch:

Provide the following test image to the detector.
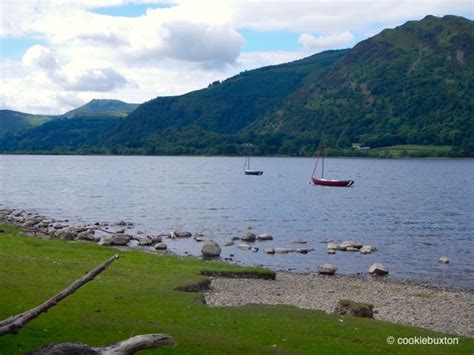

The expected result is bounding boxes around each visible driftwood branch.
[0,254,119,335]
[28,333,175,354]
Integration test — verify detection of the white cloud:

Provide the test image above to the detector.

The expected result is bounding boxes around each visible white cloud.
[298,32,355,52]
[65,67,129,92]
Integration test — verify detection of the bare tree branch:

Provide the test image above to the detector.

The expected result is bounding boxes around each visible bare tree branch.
[0,254,119,335]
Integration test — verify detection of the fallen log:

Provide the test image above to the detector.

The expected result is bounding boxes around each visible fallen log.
[28,333,175,354]
[0,254,119,335]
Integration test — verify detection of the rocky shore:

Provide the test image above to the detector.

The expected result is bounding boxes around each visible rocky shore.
[2,207,473,338]
[205,272,474,338]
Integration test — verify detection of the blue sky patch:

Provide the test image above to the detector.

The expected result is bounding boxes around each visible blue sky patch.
[239,29,301,52]
[0,37,46,61]
[90,3,173,17]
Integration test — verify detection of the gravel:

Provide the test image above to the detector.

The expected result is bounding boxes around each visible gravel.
[205,272,474,338]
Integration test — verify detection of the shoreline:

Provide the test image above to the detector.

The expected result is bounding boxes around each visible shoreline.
[1,207,473,337]
[205,272,474,338]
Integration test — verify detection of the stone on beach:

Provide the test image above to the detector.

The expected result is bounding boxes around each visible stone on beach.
[335,299,374,318]
[77,230,96,242]
[99,234,131,246]
[52,227,78,240]
[155,242,168,250]
[318,263,337,275]
[368,263,389,275]
[241,232,256,242]
[296,248,311,254]
[439,256,450,264]
[238,243,252,250]
[339,240,362,250]
[223,241,234,247]
[201,241,222,257]
[264,248,275,254]
[257,234,273,241]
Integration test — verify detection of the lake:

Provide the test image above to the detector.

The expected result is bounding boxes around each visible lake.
[0,155,473,288]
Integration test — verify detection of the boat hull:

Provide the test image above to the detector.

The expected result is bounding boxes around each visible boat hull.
[245,170,263,176]
[312,178,354,187]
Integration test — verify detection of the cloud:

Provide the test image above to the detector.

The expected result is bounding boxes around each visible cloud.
[132,21,244,66]
[66,67,129,92]
[22,45,62,79]
[298,32,355,52]
[21,45,129,93]
[77,32,130,46]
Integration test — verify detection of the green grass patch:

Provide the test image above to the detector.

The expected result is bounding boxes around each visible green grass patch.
[0,224,473,354]
[369,145,453,158]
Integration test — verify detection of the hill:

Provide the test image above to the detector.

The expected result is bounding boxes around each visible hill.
[61,99,139,118]
[0,110,54,137]
[1,15,473,156]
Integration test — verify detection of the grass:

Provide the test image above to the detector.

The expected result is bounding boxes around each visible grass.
[1,224,473,354]
[368,145,453,158]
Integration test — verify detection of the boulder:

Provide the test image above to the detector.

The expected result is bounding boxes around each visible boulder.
[264,248,275,254]
[24,217,41,227]
[110,234,131,245]
[327,249,336,255]
[194,236,206,242]
[138,236,153,246]
[257,234,273,241]
[335,299,374,318]
[368,263,389,275]
[297,248,311,254]
[52,227,78,240]
[155,242,168,250]
[53,224,64,229]
[346,247,359,252]
[241,232,256,242]
[439,256,450,264]
[238,243,252,250]
[77,231,96,242]
[173,230,192,238]
[339,240,356,250]
[201,241,221,257]
[318,263,337,275]
[327,242,338,250]
[360,245,374,254]
[223,241,234,247]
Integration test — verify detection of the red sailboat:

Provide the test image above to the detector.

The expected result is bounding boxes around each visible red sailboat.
[310,144,354,187]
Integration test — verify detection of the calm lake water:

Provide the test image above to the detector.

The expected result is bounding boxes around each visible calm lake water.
[1,155,473,288]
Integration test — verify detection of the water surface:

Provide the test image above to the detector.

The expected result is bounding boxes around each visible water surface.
[1,155,472,288]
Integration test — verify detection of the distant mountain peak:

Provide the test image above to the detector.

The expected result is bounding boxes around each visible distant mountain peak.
[62,99,140,118]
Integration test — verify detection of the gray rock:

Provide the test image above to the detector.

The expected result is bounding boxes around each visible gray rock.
[201,241,222,257]
[241,232,256,242]
[155,242,168,250]
[327,249,336,255]
[327,242,338,250]
[110,234,131,245]
[274,247,291,254]
[369,263,389,275]
[115,229,126,234]
[360,245,374,254]
[231,236,240,241]
[77,231,95,241]
[335,299,374,318]
[223,241,234,247]
[194,236,206,242]
[238,243,252,250]
[173,230,192,238]
[339,240,356,250]
[257,234,273,241]
[264,248,275,254]
[439,256,450,264]
[318,263,337,275]
[297,248,311,254]
[52,227,78,240]
[53,224,64,230]
[346,247,359,252]
[138,236,153,246]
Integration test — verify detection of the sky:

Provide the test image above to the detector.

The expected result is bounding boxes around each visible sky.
[0,0,472,115]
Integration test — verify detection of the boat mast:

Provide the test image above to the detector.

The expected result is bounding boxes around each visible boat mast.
[321,144,325,179]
